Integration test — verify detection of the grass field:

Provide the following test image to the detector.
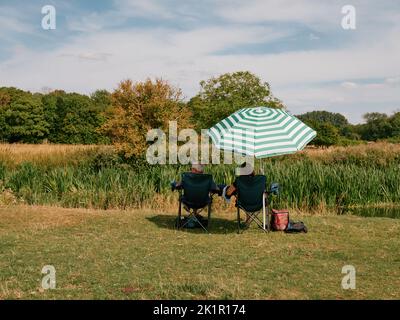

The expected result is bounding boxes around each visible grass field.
[1,143,399,299]
[1,205,399,299]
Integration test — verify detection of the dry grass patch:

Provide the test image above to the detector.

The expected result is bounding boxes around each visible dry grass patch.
[0,205,106,236]
[0,143,112,168]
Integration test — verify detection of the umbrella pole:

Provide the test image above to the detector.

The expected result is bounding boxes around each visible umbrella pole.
[259,158,265,175]
[263,192,266,231]
[260,158,267,231]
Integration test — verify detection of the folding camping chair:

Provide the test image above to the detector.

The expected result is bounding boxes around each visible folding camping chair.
[235,175,269,234]
[175,172,215,233]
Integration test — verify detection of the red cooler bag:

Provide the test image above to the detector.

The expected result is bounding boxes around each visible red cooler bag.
[271,209,289,231]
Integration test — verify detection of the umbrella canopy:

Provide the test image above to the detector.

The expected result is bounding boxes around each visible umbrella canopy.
[207,107,317,158]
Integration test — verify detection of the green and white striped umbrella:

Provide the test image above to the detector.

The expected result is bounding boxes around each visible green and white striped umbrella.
[207,107,317,158]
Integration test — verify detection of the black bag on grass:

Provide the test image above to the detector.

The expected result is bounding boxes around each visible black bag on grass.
[285,220,308,233]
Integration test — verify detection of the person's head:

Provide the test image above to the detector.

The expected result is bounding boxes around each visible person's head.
[237,162,255,176]
[191,163,204,174]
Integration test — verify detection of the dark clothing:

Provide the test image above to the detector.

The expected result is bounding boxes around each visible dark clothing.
[172,173,220,194]
[225,173,255,198]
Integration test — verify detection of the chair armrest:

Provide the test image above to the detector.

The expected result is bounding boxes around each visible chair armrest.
[170,181,183,191]
[269,182,279,195]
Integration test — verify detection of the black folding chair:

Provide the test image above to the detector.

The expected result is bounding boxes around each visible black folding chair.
[235,175,269,234]
[175,173,215,233]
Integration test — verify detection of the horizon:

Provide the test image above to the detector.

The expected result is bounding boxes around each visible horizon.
[1,0,399,124]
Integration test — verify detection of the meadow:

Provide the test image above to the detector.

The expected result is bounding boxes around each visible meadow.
[1,143,400,300]
[0,205,399,299]
[1,142,400,213]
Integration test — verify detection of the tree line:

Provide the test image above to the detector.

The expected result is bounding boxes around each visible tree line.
[0,87,110,144]
[1,71,399,154]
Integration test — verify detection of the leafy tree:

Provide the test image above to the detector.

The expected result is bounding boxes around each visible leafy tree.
[297,110,364,146]
[50,92,109,144]
[90,90,112,112]
[1,87,113,144]
[296,110,356,138]
[189,71,283,130]
[0,90,11,106]
[101,79,192,157]
[309,122,340,147]
[297,110,349,128]
[0,87,49,143]
[358,113,392,141]
[42,90,65,142]
[390,112,400,137]
[0,90,11,141]
[355,112,400,141]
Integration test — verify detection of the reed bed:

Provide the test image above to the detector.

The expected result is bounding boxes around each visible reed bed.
[0,142,399,211]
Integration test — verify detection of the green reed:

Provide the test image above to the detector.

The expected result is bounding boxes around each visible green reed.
[1,153,399,211]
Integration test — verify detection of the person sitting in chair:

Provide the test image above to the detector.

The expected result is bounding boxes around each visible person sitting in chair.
[222,162,256,225]
[224,162,255,200]
[171,163,220,230]
[172,163,219,192]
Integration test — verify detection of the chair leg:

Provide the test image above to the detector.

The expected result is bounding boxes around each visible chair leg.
[246,212,267,232]
[237,207,241,234]
[177,199,182,229]
[207,202,211,230]
[262,193,266,231]
[265,193,270,232]
[191,209,208,233]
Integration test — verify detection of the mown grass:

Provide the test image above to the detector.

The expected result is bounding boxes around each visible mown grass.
[0,205,399,299]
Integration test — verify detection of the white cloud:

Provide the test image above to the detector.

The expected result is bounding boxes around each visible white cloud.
[385,76,400,85]
[0,5,40,40]
[67,0,174,32]
[0,25,296,94]
[59,52,113,61]
[114,0,174,19]
[0,0,400,123]
[1,22,399,122]
[216,0,340,26]
[168,26,292,55]
[278,79,400,122]
[341,82,358,89]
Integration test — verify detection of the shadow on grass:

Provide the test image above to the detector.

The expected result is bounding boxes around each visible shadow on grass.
[146,214,240,234]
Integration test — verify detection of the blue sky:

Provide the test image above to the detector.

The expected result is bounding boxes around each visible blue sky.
[0,0,399,123]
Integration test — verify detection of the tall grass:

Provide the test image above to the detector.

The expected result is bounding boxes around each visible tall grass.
[0,143,111,168]
[0,142,399,211]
